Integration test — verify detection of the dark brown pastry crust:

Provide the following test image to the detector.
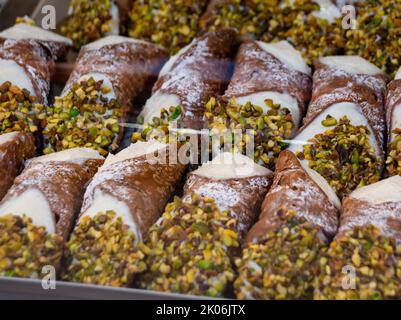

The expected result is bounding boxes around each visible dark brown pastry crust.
[0,132,35,201]
[0,157,103,240]
[299,59,390,164]
[385,79,401,141]
[341,195,401,244]
[224,41,312,118]
[246,150,339,244]
[0,38,54,104]
[80,147,186,239]
[183,170,272,242]
[152,29,239,130]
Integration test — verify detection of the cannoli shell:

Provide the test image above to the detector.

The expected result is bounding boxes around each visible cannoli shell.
[0,158,103,240]
[64,39,168,147]
[0,132,35,201]
[152,29,239,130]
[224,41,312,117]
[385,79,401,141]
[66,40,168,110]
[340,196,401,244]
[80,148,186,239]
[300,59,389,162]
[246,151,339,244]
[0,38,54,104]
[182,171,272,241]
[198,0,231,31]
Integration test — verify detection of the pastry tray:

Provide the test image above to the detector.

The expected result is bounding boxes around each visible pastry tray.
[0,276,208,300]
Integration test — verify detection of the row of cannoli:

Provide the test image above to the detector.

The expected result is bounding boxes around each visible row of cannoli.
[1,131,401,300]
[236,150,401,300]
[60,1,401,77]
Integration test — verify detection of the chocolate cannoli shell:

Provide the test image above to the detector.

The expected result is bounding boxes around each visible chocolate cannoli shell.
[340,197,401,243]
[0,158,103,240]
[152,29,239,130]
[0,132,35,201]
[0,38,54,104]
[300,59,389,162]
[198,0,231,31]
[246,150,340,244]
[66,39,168,110]
[183,172,272,242]
[115,0,132,29]
[80,150,186,240]
[224,41,312,117]
[0,23,72,61]
[65,38,168,147]
[385,79,401,141]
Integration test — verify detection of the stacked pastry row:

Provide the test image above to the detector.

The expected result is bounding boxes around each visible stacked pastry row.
[60,0,401,77]
[1,28,401,300]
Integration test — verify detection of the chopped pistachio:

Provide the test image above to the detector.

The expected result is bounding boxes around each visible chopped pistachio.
[314,225,401,300]
[63,211,146,287]
[42,77,124,156]
[128,0,208,54]
[0,81,43,135]
[262,0,344,64]
[0,214,63,278]
[386,128,401,176]
[205,97,294,170]
[298,116,380,198]
[61,0,114,50]
[234,210,326,300]
[344,0,401,77]
[136,194,238,298]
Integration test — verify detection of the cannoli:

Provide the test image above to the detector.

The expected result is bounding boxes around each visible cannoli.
[199,0,276,40]
[234,150,339,300]
[314,176,401,300]
[182,152,273,241]
[385,69,401,176]
[63,140,186,287]
[139,29,238,131]
[247,150,340,244]
[0,38,55,135]
[0,148,104,278]
[61,0,131,50]
[263,0,344,64]
[344,0,401,77]
[42,36,168,155]
[128,0,209,54]
[0,19,72,60]
[205,40,312,169]
[0,132,35,201]
[136,152,272,297]
[290,55,389,198]
[136,194,238,298]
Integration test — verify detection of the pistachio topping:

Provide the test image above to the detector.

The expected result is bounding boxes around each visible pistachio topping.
[386,128,401,176]
[203,0,278,40]
[42,77,124,156]
[132,105,182,144]
[262,0,344,64]
[128,0,208,54]
[0,214,63,279]
[297,116,380,199]
[205,97,294,170]
[63,211,146,287]
[344,0,401,77]
[234,210,326,300]
[15,16,36,26]
[314,225,401,300]
[61,0,115,50]
[0,81,43,135]
[136,194,238,297]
